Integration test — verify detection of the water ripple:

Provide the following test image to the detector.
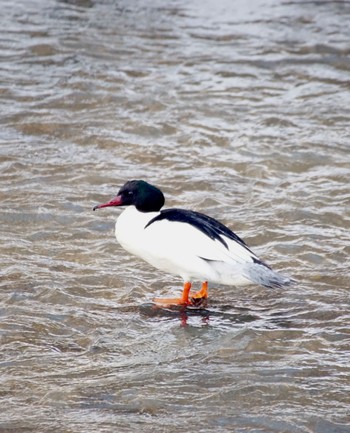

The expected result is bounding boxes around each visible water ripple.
[1,0,350,432]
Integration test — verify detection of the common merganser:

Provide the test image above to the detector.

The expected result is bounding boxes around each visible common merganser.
[93,180,293,307]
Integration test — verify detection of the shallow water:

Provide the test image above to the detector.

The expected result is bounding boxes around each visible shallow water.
[1,0,350,432]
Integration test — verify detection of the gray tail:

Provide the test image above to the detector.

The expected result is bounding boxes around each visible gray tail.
[243,262,295,289]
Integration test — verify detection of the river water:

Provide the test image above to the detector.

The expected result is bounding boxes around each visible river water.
[1,0,349,432]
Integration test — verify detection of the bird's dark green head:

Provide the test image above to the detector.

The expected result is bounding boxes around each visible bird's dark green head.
[93,180,165,212]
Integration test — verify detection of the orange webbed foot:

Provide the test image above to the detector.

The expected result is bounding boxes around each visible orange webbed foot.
[153,282,192,308]
[189,281,208,307]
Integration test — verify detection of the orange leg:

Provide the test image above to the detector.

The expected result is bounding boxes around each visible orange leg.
[190,281,208,306]
[153,282,192,307]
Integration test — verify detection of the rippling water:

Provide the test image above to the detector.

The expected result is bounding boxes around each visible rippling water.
[1,0,349,432]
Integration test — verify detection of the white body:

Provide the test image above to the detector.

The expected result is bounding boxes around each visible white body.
[115,206,289,287]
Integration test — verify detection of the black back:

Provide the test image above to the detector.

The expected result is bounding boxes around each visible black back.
[145,208,250,251]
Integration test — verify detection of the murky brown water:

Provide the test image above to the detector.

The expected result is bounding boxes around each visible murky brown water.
[1,0,350,431]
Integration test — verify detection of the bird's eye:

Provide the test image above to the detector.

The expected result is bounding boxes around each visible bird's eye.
[128,191,133,196]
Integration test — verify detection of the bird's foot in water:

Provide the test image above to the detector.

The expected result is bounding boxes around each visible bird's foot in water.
[153,281,192,308]
[153,297,189,307]
[189,281,208,307]
[153,281,209,308]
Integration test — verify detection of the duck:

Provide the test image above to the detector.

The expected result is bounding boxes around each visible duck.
[93,180,293,307]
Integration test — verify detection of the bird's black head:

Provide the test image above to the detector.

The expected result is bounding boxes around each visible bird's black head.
[93,180,165,212]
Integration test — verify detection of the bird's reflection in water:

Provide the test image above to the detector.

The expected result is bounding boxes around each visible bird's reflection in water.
[139,302,264,328]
